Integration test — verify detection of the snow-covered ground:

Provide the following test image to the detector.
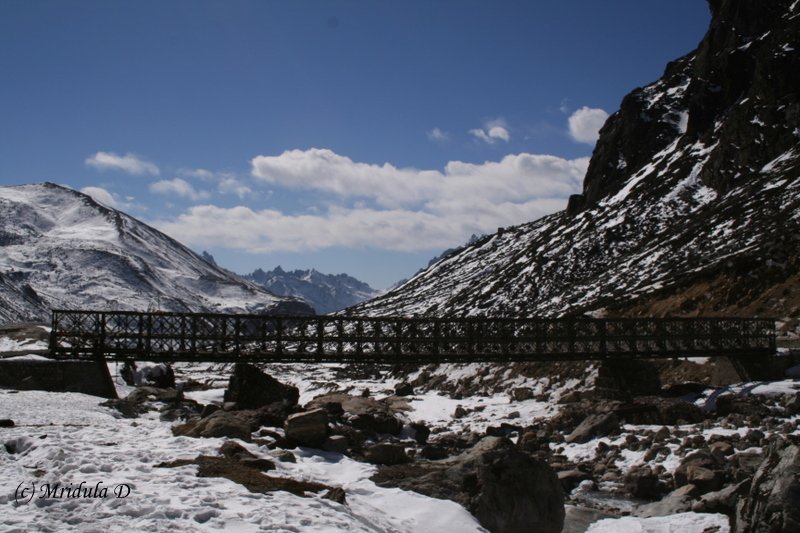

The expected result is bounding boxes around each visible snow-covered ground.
[4,357,799,531]
[0,387,485,532]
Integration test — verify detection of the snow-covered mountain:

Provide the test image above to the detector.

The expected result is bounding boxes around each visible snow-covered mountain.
[0,183,311,324]
[244,266,380,314]
[354,0,800,337]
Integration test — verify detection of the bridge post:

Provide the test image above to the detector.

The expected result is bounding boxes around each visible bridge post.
[316,318,324,357]
[275,317,284,357]
[233,317,241,358]
[336,318,344,356]
[598,319,607,357]
[394,321,402,357]
[190,315,197,357]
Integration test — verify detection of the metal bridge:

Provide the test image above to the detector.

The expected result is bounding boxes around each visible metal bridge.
[49,310,777,364]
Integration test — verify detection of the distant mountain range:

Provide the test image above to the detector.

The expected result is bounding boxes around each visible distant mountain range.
[242,266,380,314]
[0,183,312,324]
[354,0,800,338]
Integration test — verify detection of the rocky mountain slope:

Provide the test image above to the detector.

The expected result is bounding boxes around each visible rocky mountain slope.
[244,266,379,314]
[0,183,310,324]
[354,0,800,338]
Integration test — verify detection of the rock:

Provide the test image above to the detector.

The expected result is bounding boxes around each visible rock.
[285,409,328,447]
[562,505,618,533]
[200,404,220,418]
[674,450,725,493]
[219,440,256,460]
[410,422,430,444]
[247,401,298,429]
[452,406,467,419]
[565,412,620,444]
[349,413,403,435]
[365,443,410,465]
[322,487,347,505]
[372,437,565,533]
[394,382,414,396]
[159,455,333,497]
[782,392,800,415]
[420,444,449,460]
[239,457,276,472]
[715,394,772,418]
[511,387,534,402]
[595,359,661,397]
[624,465,664,499]
[692,479,749,515]
[102,386,184,418]
[685,465,723,494]
[306,393,407,436]
[709,440,735,457]
[274,450,296,463]
[558,390,583,404]
[635,484,698,517]
[745,428,765,444]
[173,410,253,441]
[223,363,299,409]
[125,362,175,388]
[557,469,592,493]
[322,435,349,454]
[0,419,14,428]
[736,438,800,532]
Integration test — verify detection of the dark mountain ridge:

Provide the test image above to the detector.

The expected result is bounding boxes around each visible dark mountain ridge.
[353,0,800,338]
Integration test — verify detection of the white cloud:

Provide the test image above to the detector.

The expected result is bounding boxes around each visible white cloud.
[178,168,215,180]
[217,176,252,199]
[427,127,449,142]
[80,186,118,208]
[251,148,584,209]
[153,198,569,254]
[469,118,511,144]
[568,106,610,145]
[149,178,210,201]
[153,148,588,254]
[85,152,160,176]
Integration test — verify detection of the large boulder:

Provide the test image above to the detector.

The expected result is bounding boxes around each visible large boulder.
[372,436,564,533]
[285,408,329,447]
[223,363,299,409]
[565,412,620,444]
[735,438,800,532]
[305,392,407,436]
[365,443,410,465]
[173,410,252,441]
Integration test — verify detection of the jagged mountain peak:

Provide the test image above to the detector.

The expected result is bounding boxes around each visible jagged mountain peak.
[244,266,380,315]
[354,0,800,337]
[0,183,311,324]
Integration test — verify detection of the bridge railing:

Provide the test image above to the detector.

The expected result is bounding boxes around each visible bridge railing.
[49,310,777,363]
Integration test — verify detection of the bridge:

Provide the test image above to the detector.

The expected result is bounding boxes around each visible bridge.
[49,310,776,364]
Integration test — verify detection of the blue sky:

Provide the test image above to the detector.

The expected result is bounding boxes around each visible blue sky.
[0,1,710,289]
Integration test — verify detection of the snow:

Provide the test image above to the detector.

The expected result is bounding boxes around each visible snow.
[587,512,730,532]
[0,336,49,353]
[0,389,485,532]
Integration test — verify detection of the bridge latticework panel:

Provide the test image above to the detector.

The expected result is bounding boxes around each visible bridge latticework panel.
[49,310,777,363]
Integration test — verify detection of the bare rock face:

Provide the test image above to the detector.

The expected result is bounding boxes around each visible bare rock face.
[372,436,565,533]
[736,438,800,532]
[351,0,800,337]
[223,363,299,410]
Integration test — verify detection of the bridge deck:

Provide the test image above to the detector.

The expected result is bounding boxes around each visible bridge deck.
[49,310,777,364]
